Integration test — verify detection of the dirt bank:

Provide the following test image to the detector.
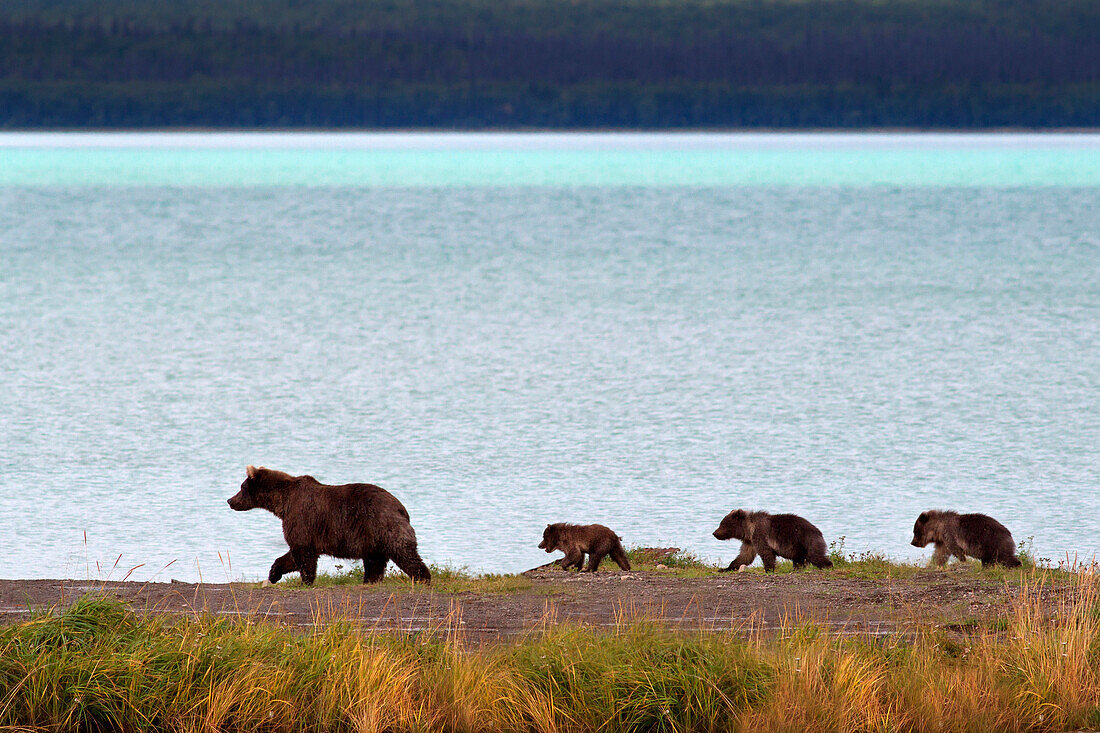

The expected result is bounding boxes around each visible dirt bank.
[0,567,1067,641]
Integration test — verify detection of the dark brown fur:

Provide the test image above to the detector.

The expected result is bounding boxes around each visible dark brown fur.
[538,523,631,572]
[713,509,833,572]
[227,466,431,585]
[911,510,1021,568]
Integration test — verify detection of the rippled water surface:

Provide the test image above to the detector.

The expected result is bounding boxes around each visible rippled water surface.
[1,133,1098,581]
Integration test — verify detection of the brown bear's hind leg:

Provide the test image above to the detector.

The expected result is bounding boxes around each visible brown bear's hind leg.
[267,551,297,584]
[984,551,1022,569]
[390,544,431,584]
[585,552,607,572]
[809,551,834,569]
[610,543,631,571]
[363,554,388,583]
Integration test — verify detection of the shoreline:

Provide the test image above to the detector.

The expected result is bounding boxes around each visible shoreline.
[0,559,1079,640]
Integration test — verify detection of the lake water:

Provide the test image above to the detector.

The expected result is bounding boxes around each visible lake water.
[1,132,1098,582]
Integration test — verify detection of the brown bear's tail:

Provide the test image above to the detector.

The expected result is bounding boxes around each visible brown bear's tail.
[611,542,631,571]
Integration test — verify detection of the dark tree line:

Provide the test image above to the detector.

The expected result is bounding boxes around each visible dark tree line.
[1,0,1097,127]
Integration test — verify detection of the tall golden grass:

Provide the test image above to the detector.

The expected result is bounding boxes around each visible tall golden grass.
[1,569,1097,732]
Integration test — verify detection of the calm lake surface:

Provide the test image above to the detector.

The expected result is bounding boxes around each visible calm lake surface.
[1,132,1098,582]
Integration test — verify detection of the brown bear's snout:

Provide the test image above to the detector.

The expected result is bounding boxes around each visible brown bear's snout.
[911,535,923,547]
[227,491,250,511]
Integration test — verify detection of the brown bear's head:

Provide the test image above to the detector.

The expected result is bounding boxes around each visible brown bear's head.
[911,511,938,547]
[538,524,561,552]
[227,465,263,511]
[227,465,292,512]
[713,509,747,541]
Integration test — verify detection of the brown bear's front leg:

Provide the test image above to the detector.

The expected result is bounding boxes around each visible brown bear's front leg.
[268,551,297,584]
[363,554,388,584]
[291,548,319,585]
[561,550,584,571]
[757,546,778,572]
[721,542,757,572]
[931,544,951,566]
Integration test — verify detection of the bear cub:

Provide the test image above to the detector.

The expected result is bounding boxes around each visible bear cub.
[538,523,631,572]
[713,509,833,572]
[228,465,431,585]
[911,510,1021,568]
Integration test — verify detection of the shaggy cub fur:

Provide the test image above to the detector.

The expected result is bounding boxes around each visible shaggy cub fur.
[538,523,631,572]
[911,510,1021,567]
[713,509,832,572]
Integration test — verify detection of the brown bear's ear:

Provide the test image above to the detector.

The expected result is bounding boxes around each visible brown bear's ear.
[917,511,929,522]
[246,465,258,479]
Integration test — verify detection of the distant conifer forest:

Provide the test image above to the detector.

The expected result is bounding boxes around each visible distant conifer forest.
[1,0,1098,128]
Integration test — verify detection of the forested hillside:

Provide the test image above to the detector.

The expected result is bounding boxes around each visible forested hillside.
[1,0,1097,127]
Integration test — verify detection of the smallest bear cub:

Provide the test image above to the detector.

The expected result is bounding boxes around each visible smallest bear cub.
[539,523,631,572]
[714,509,833,572]
[911,510,1021,568]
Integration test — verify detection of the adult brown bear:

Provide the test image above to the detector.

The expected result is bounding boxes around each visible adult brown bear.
[227,466,431,585]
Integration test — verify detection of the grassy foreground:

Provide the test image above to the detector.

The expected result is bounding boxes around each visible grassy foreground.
[2,569,1099,732]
